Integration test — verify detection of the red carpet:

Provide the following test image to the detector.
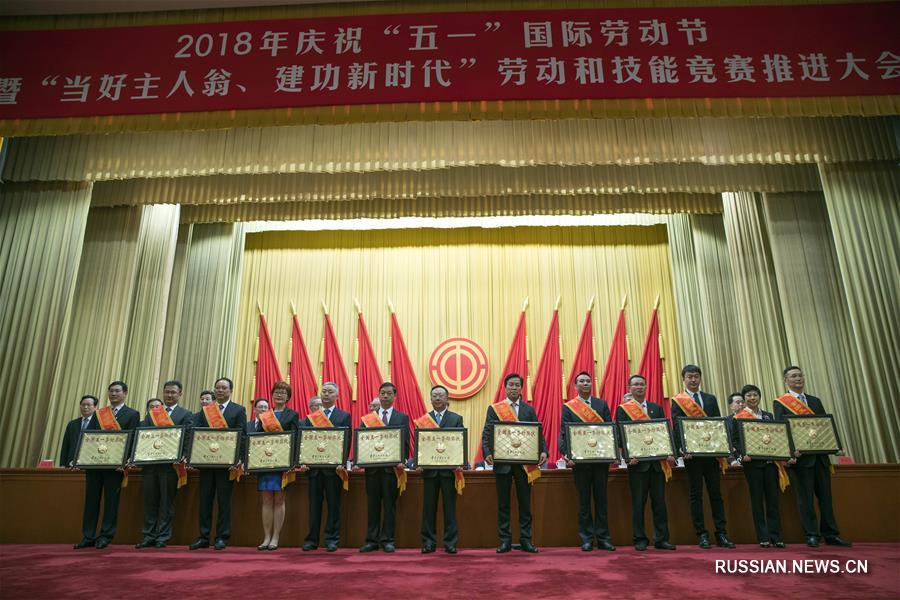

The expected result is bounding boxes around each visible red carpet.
[1,543,897,599]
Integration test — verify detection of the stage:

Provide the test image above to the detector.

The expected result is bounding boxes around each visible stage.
[0,543,897,599]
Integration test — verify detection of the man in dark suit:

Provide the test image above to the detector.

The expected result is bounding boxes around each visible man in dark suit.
[559,372,615,552]
[419,385,464,554]
[671,364,735,549]
[482,373,548,554]
[301,382,351,552]
[616,374,676,551]
[75,381,140,549]
[59,395,98,467]
[359,382,410,553]
[774,366,851,548]
[136,380,193,549]
[189,377,247,551]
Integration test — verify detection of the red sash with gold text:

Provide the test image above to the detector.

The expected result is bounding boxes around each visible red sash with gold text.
[96,406,121,431]
[490,402,541,484]
[564,399,604,423]
[202,404,228,429]
[259,410,283,432]
[775,394,814,415]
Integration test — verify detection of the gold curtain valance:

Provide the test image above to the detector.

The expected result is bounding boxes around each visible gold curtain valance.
[4,117,897,182]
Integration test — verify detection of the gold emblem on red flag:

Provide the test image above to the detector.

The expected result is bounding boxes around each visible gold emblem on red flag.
[429,337,489,398]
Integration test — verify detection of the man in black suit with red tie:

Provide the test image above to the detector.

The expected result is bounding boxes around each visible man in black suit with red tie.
[189,377,247,551]
[559,372,615,552]
[75,381,140,550]
[775,366,851,548]
[301,382,351,552]
[59,395,98,467]
[671,364,735,549]
[482,373,548,554]
[616,374,676,552]
[419,385,464,554]
[359,382,410,553]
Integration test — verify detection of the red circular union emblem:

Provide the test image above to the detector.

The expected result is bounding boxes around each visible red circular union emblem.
[428,338,489,399]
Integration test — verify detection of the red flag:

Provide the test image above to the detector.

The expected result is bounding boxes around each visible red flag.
[355,312,383,431]
[599,308,630,420]
[254,313,283,404]
[565,310,596,401]
[390,313,427,455]
[638,307,670,420]
[322,314,352,413]
[474,309,529,464]
[289,313,319,418]
[532,310,563,464]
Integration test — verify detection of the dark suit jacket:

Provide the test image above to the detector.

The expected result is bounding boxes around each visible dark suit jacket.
[59,417,86,466]
[275,408,300,431]
[730,409,774,469]
[86,404,141,431]
[481,401,548,475]
[420,410,464,477]
[361,408,411,463]
[302,407,352,474]
[615,401,667,473]
[773,393,828,469]
[140,405,194,427]
[671,391,720,451]
[193,401,248,429]
[558,396,612,457]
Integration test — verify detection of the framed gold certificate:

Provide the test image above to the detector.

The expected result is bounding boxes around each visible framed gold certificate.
[354,426,404,467]
[738,420,794,461]
[130,426,185,465]
[75,431,132,469]
[416,428,467,469]
[677,417,732,458]
[492,422,542,464]
[297,427,348,467]
[245,431,296,473]
[566,423,619,463]
[786,414,842,455]
[620,419,674,461]
[188,428,241,468]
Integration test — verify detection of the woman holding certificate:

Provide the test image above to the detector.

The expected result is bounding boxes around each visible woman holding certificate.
[733,384,786,548]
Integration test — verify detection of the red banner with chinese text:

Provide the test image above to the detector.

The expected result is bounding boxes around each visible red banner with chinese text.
[1,3,898,119]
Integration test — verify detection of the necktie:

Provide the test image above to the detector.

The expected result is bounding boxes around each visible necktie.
[382,409,389,425]
[81,417,89,430]
[219,404,225,411]
[256,420,261,432]
[325,408,332,419]
[113,407,119,416]
[693,392,702,408]
[435,412,442,425]
[511,402,519,417]
[167,407,173,415]
[799,393,807,405]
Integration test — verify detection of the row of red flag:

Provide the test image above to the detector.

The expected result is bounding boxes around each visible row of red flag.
[253,303,667,464]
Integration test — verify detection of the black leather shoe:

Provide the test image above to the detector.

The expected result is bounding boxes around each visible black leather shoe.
[214,539,227,550]
[597,540,616,551]
[359,543,379,553]
[760,541,771,548]
[94,539,109,549]
[135,540,154,549]
[326,544,338,552]
[155,541,167,549]
[806,536,820,548]
[773,541,786,548]
[444,545,457,554]
[581,542,593,551]
[74,540,93,550]
[716,534,736,549]
[382,543,396,553]
[422,545,436,554]
[189,540,209,550]
[698,533,711,549]
[654,541,676,551]
[825,537,852,547]
[496,542,512,553]
[520,542,539,553]
[302,542,317,551]
[634,541,648,551]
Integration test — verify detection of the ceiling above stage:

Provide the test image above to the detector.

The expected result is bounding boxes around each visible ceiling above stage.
[0,0,380,16]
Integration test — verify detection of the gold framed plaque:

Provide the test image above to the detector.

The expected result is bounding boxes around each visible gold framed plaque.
[786,415,842,455]
[74,431,132,469]
[566,423,619,463]
[492,422,542,464]
[130,426,185,465]
[188,428,241,468]
[245,431,296,473]
[297,427,348,467]
[354,426,404,467]
[415,428,467,469]
[678,417,732,458]
[737,420,794,461]
[620,419,674,461]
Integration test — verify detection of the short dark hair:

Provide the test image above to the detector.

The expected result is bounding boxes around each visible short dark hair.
[108,380,128,393]
[727,392,744,403]
[431,385,449,395]
[163,380,182,391]
[504,373,524,386]
[145,398,163,410]
[628,374,646,385]
[379,382,397,393]
[575,371,591,380]
[253,397,269,408]
[80,395,98,407]
[215,377,234,390]
[681,364,702,378]
[271,380,292,398]
[200,390,214,398]
[782,365,802,377]
[741,384,761,398]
